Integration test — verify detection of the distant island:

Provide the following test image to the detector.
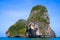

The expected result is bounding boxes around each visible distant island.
[6,5,56,38]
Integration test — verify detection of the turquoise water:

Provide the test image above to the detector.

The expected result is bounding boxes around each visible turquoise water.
[50,38,60,40]
[0,37,30,40]
[0,37,60,40]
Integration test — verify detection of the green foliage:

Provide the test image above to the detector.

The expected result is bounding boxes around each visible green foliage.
[28,5,49,24]
[31,5,47,12]
[8,19,26,36]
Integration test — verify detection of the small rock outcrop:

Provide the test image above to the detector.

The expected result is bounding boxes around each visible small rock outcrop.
[6,19,27,37]
[6,5,56,38]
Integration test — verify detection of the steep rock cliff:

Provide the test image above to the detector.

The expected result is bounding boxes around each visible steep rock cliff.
[6,5,56,38]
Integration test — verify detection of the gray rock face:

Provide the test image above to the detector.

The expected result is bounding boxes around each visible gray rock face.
[27,5,56,37]
[26,22,42,37]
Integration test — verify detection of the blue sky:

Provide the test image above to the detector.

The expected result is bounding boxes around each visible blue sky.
[0,0,60,37]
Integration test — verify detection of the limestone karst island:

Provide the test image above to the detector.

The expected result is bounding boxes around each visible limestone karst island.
[6,5,56,38]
